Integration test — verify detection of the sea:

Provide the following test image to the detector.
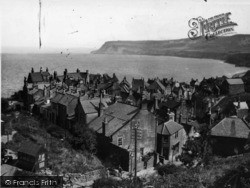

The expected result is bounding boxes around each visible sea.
[1,53,249,98]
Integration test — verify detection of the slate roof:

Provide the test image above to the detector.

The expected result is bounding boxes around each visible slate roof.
[51,93,64,103]
[67,98,78,116]
[120,84,130,93]
[89,102,138,136]
[58,94,76,106]
[227,79,244,85]
[211,116,250,139]
[79,97,110,114]
[157,120,184,135]
[28,72,50,83]
[148,80,165,91]
[18,141,45,157]
[28,88,39,95]
[29,73,43,83]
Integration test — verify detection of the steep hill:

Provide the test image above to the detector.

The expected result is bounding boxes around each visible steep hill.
[92,34,250,67]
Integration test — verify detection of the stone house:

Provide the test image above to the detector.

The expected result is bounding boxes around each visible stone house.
[88,101,157,172]
[57,93,78,128]
[156,112,186,162]
[75,95,110,128]
[27,67,50,84]
[211,116,250,156]
[132,78,145,93]
[221,79,245,95]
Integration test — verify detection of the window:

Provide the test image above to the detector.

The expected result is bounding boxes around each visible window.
[175,131,178,138]
[38,154,45,162]
[118,137,123,146]
[172,142,180,155]
[39,161,45,168]
[140,148,144,156]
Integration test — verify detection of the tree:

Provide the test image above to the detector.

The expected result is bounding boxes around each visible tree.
[70,123,97,154]
[1,99,9,113]
[178,124,212,167]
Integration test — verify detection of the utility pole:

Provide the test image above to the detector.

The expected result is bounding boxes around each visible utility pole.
[134,124,137,187]
[131,120,142,188]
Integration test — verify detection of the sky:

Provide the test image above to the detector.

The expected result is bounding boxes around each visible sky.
[1,0,250,52]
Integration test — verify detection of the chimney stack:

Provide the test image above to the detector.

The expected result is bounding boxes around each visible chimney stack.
[31,67,34,73]
[102,117,108,136]
[64,69,68,78]
[43,85,47,98]
[154,97,159,111]
[54,71,57,80]
[168,112,175,121]
[86,70,89,84]
[40,67,42,73]
[179,112,182,123]
[98,90,104,117]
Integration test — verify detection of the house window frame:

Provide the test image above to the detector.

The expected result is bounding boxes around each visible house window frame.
[140,147,144,156]
[175,131,178,138]
[117,137,123,146]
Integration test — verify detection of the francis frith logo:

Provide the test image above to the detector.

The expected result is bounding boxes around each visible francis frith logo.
[188,12,238,40]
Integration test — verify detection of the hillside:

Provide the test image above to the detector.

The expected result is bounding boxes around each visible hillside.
[92,34,250,67]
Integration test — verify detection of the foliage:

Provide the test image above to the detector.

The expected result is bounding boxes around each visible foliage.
[212,161,250,188]
[178,124,212,167]
[93,178,120,188]
[155,164,182,176]
[150,167,202,188]
[93,177,143,188]
[1,142,7,164]
[141,151,154,162]
[69,123,97,154]
[1,98,9,113]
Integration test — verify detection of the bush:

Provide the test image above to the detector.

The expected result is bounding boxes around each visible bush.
[93,177,143,188]
[1,98,10,113]
[93,178,120,188]
[156,164,182,176]
[69,123,97,154]
[212,161,250,188]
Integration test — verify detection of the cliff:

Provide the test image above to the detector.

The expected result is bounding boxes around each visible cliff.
[92,34,250,67]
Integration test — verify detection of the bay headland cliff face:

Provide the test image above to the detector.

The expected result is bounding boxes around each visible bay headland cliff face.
[92,34,250,67]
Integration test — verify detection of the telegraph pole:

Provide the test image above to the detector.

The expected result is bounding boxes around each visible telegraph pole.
[134,125,137,187]
[131,120,141,188]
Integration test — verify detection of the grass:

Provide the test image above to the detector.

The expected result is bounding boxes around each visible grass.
[4,112,103,174]
[148,154,250,187]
